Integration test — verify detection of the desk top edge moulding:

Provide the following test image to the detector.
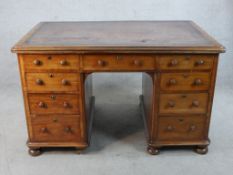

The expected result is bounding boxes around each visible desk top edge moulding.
[12,21,225,53]
[12,21,225,156]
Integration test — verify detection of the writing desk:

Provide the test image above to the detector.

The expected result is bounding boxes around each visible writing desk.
[12,21,225,156]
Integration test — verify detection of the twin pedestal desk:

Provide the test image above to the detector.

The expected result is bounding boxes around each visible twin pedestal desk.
[12,21,225,156]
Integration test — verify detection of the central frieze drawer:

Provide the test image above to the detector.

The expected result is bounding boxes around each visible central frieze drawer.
[160,72,210,91]
[159,93,208,114]
[26,73,80,92]
[31,115,81,142]
[22,54,79,71]
[28,94,80,114]
[82,55,155,71]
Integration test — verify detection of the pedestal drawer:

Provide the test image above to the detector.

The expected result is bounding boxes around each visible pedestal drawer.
[22,54,79,71]
[158,55,214,70]
[158,116,205,141]
[26,73,80,92]
[160,72,210,91]
[159,93,208,114]
[28,94,80,115]
[31,115,81,142]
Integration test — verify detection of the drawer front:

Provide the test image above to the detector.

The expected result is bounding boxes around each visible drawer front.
[23,54,79,71]
[28,94,80,115]
[31,115,81,142]
[82,54,155,71]
[26,73,80,92]
[158,116,205,140]
[159,93,208,114]
[160,72,210,91]
[158,55,214,70]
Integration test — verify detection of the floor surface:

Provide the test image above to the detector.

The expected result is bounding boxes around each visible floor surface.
[0,74,233,175]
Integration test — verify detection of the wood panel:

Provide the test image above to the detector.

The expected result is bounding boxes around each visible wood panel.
[28,93,80,114]
[159,93,208,114]
[160,72,210,91]
[157,54,214,70]
[22,54,79,71]
[31,115,81,142]
[82,54,155,71]
[26,73,80,92]
[158,116,205,141]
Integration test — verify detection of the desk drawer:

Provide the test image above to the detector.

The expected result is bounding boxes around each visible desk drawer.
[160,72,210,91]
[158,116,205,141]
[26,73,80,92]
[31,115,81,142]
[159,93,208,114]
[22,54,79,71]
[158,55,214,70]
[82,54,155,71]
[28,94,80,115]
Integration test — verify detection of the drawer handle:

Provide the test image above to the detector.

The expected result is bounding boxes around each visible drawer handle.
[62,79,69,85]
[170,59,178,66]
[41,127,48,133]
[168,79,177,85]
[193,79,202,86]
[50,95,56,100]
[64,126,72,133]
[33,59,41,65]
[60,60,68,66]
[53,118,58,122]
[195,60,205,66]
[38,101,46,108]
[192,100,199,107]
[134,60,142,66]
[166,125,174,131]
[36,79,44,85]
[97,60,105,66]
[167,101,175,107]
[63,101,70,108]
[189,125,196,131]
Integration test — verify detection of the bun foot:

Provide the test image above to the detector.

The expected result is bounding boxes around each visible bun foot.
[75,148,82,155]
[195,146,208,155]
[28,148,42,156]
[147,146,160,155]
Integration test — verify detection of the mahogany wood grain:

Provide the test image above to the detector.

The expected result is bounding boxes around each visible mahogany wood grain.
[159,93,208,114]
[28,93,80,114]
[160,72,210,91]
[82,54,155,71]
[157,54,214,70]
[26,73,80,92]
[22,54,80,72]
[12,21,225,155]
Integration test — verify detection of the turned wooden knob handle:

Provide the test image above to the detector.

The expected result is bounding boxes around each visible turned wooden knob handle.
[170,59,178,66]
[134,60,141,66]
[63,101,70,108]
[38,101,46,108]
[168,101,175,107]
[192,100,199,107]
[190,125,196,131]
[166,125,174,131]
[33,59,41,65]
[36,79,43,85]
[194,79,202,85]
[41,127,48,133]
[195,60,204,66]
[64,126,72,133]
[97,60,105,66]
[62,79,69,85]
[60,60,67,65]
[168,79,177,85]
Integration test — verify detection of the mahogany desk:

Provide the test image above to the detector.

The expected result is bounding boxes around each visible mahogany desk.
[12,21,225,156]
